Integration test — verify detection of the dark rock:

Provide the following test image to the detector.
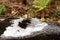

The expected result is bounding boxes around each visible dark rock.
[18,18,31,29]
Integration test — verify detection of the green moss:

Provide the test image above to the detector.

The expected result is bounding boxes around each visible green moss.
[0,3,6,15]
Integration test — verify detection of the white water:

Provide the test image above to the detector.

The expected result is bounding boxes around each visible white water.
[1,18,48,38]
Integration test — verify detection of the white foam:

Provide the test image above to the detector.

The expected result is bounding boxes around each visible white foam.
[1,18,48,37]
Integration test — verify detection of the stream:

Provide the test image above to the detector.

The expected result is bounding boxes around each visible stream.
[0,18,60,40]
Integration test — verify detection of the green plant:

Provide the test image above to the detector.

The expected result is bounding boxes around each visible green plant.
[51,10,60,18]
[57,10,60,15]
[33,0,51,10]
[0,3,6,15]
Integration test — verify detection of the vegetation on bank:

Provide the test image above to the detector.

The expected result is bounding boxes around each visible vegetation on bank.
[0,0,60,25]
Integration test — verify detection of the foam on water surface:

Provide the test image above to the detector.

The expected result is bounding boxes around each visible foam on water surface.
[1,18,48,38]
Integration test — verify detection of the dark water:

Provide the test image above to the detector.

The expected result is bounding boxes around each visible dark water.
[0,33,60,40]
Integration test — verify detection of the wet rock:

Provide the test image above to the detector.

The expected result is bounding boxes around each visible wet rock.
[18,18,31,29]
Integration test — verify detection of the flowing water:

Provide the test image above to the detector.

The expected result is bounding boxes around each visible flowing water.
[0,18,60,40]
